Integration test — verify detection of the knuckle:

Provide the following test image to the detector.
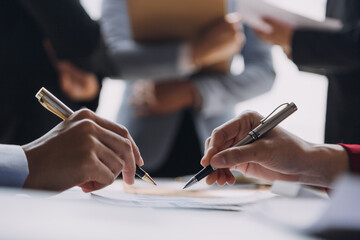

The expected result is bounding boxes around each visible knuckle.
[239,110,263,121]
[212,127,227,141]
[76,109,94,120]
[118,125,130,137]
[78,119,97,133]
[84,135,98,149]
[123,138,132,150]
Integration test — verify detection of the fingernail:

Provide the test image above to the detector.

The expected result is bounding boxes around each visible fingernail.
[212,155,226,167]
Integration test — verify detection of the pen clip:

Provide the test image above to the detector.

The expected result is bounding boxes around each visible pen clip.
[260,103,290,124]
[38,97,67,120]
[36,87,72,120]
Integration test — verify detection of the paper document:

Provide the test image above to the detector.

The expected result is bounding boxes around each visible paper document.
[237,0,343,33]
[91,180,275,211]
[127,0,229,73]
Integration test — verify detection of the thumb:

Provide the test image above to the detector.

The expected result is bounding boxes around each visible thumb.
[210,145,254,168]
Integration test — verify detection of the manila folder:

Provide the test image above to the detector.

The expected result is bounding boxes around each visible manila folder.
[127,0,228,74]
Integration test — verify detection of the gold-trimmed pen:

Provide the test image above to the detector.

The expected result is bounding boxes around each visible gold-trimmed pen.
[36,87,157,186]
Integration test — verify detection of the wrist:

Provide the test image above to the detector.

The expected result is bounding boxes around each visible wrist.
[21,142,44,189]
[305,144,349,187]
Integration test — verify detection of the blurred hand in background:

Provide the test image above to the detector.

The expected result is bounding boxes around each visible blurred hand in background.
[131,80,201,117]
[43,40,100,101]
[191,13,245,68]
[253,17,294,58]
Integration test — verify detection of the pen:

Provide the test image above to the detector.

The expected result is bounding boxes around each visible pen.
[36,87,157,186]
[183,102,297,189]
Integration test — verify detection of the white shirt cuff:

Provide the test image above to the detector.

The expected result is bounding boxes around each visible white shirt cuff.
[178,43,198,75]
[0,145,29,188]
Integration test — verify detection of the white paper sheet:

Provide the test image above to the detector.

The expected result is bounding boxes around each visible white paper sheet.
[237,0,342,33]
[90,180,275,211]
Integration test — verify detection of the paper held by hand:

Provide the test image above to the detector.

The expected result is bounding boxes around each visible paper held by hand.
[237,0,343,33]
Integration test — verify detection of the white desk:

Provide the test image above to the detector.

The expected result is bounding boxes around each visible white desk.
[0,181,325,240]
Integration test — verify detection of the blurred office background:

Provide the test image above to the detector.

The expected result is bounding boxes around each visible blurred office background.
[82,0,328,144]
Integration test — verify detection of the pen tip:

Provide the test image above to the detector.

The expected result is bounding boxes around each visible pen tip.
[183,177,197,189]
[142,173,157,186]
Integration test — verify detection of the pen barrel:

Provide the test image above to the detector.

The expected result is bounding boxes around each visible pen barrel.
[135,166,146,178]
[255,102,297,138]
[195,165,215,182]
[234,134,254,147]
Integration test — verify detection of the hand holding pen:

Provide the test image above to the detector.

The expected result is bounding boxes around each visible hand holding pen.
[34,88,156,191]
[184,103,297,189]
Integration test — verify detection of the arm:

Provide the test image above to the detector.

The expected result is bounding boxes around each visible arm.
[292,26,360,73]
[193,26,275,117]
[0,145,28,188]
[254,17,360,73]
[18,0,112,75]
[101,0,182,79]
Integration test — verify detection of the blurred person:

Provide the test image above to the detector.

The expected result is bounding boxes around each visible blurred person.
[101,0,275,177]
[0,0,113,145]
[254,0,360,144]
[0,109,142,192]
[201,111,358,188]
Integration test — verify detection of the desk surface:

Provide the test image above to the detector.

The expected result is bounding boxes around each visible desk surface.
[0,180,324,240]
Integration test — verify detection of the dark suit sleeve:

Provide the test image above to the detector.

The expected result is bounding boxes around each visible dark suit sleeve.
[18,0,114,76]
[291,24,360,74]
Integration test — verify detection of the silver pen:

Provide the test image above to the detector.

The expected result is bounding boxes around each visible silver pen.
[183,102,298,189]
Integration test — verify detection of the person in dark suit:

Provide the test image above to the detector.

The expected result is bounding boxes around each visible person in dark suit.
[255,0,360,144]
[0,0,113,145]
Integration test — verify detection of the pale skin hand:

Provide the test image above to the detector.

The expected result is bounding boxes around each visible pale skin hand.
[22,109,143,192]
[43,40,99,101]
[130,80,200,117]
[191,13,245,68]
[254,17,294,59]
[200,111,349,188]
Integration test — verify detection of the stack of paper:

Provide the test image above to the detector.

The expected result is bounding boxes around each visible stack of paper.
[237,0,343,33]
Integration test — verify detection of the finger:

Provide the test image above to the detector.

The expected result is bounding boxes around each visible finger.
[80,158,116,192]
[95,138,124,177]
[201,138,237,167]
[216,169,228,186]
[262,17,278,26]
[72,110,144,166]
[79,181,105,193]
[58,62,89,81]
[210,143,265,169]
[206,171,219,185]
[96,130,136,184]
[223,168,236,185]
[226,12,242,24]
[201,137,212,166]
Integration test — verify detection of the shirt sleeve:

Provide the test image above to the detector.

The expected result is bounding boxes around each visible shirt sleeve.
[291,24,360,74]
[338,144,360,174]
[0,145,29,188]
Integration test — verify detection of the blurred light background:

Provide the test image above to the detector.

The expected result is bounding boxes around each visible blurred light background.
[81,0,328,144]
